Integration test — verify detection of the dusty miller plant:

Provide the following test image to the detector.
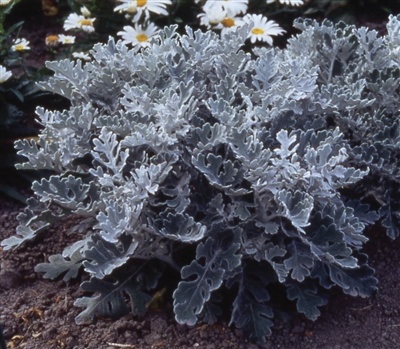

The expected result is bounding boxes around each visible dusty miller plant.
[3,14,400,343]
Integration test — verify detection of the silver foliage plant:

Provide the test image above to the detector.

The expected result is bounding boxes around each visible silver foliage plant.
[3,14,400,343]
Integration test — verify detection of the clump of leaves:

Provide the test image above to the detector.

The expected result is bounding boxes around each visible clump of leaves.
[3,15,400,343]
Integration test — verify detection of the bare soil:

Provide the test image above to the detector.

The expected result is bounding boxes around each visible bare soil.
[1,190,400,349]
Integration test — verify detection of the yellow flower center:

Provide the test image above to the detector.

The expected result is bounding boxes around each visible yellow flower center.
[45,35,59,46]
[251,28,264,35]
[137,0,146,7]
[221,18,235,28]
[136,34,148,42]
[14,45,24,51]
[78,19,92,26]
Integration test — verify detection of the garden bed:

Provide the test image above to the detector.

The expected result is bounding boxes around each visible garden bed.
[1,193,400,348]
[2,2,400,348]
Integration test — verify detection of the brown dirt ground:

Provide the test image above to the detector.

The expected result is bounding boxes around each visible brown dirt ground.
[1,191,400,349]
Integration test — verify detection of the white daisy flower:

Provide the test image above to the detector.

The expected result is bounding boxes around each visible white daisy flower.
[114,0,172,22]
[58,34,76,44]
[266,0,304,6]
[11,38,30,51]
[117,23,160,51]
[64,13,96,33]
[198,1,227,28]
[243,14,285,45]
[114,0,139,14]
[72,52,91,61]
[0,0,12,6]
[45,35,59,46]
[215,16,245,36]
[215,0,248,17]
[81,6,91,17]
[0,65,12,83]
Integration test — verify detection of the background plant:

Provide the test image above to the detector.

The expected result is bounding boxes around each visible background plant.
[7,0,400,66]
[0,0,56,202]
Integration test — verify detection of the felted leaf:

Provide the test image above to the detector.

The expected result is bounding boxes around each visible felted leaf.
[74,260,162,324]
[286,281,328,321]
[346,200,380,225]
[284,240,314,282]
[227,262,276,344]
[91,128,129,175]
[32,175,93,211]
[203,193,228,225]
[198,291,223,325]
[274,129,299,159]
[189,122,227,154]
[1,198,66,250]
[38,59,88,99]
[173,259,224,326]
[156,171,191,214]
[173,226,242,326]
[83,233,139,279]
[131,162,173,195]
[15,135,62,171]
[96,199,142,243]
[309,261,334,289]
[264,242,288,282]
[35,249,85,282]
[228,127,272,172]
[192,152,242,189]
[252,49,279,91]
[379,189,400,239]
[158,212,206,243]
[327,260,378,297]
[310,223,358,268]
[276,189,314,233]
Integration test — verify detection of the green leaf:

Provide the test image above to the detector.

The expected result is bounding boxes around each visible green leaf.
[3,20,24,37]
[9,87,24,102]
